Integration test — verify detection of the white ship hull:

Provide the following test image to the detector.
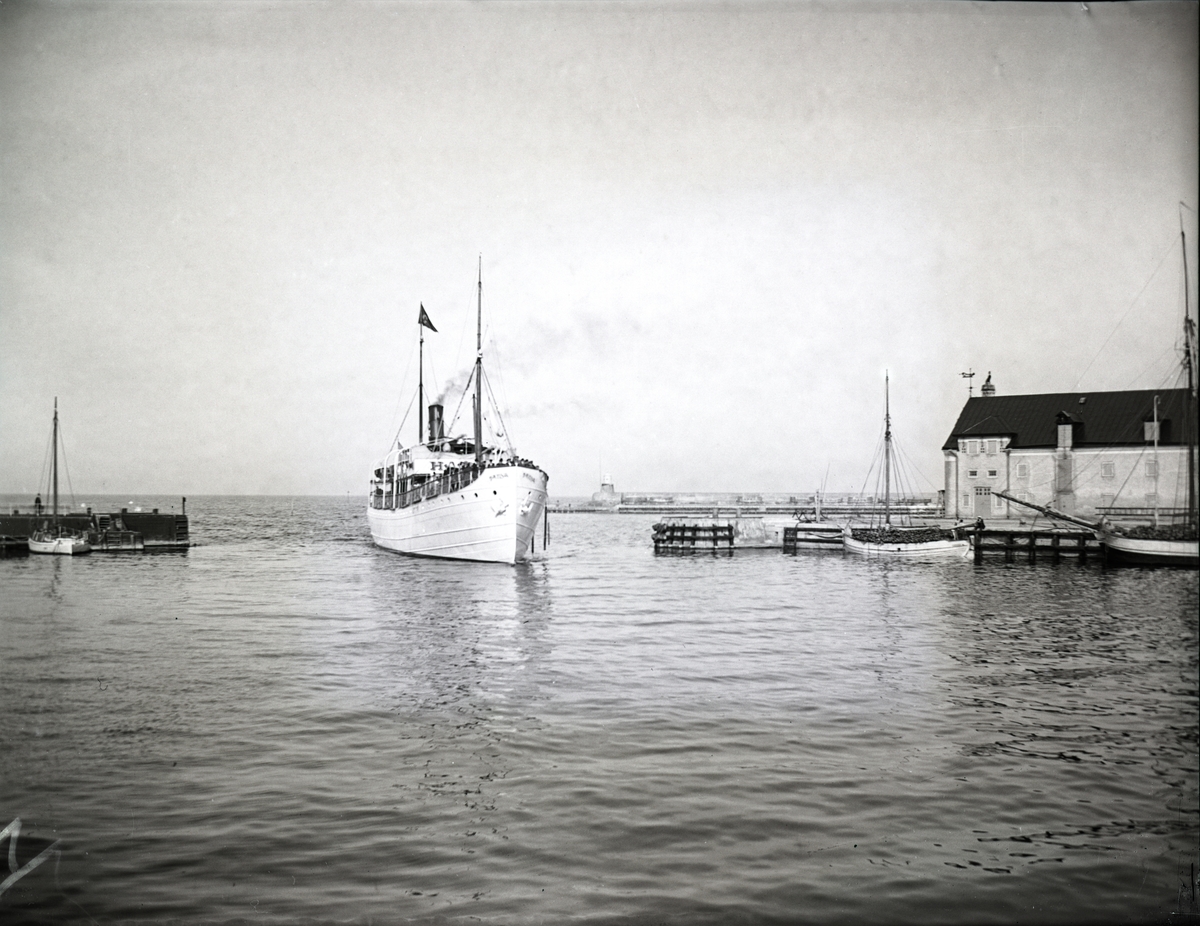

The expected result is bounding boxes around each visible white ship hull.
[368,465,548,564]
[843,535,970,559]
[1100,532,1199,567]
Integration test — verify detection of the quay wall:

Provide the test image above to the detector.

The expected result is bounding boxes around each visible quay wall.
[0,510,189,548]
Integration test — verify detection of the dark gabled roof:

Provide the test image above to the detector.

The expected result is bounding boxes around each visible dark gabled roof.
[942,388,1194,450]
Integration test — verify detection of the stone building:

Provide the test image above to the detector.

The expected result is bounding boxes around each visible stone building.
[942,379,1194,521]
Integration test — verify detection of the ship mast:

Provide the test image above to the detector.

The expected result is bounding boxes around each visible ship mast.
[1182,227,1196,531]
[418,309,425,446]
[884,372,891,526]
[474,256,483,465]
[52,397,59,521]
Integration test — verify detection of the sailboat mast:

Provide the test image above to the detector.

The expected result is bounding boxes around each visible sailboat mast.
[1182,228,1196,529]
[52,397,59,520]
[419,316,424,446]
[884,372,891,526]
[474,256,483,465]
[1152,394,1160,529]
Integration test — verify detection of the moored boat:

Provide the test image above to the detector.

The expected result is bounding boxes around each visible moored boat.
[27,399,91,556]
[844,373,970,559]
[1099,529,1198,567]
[843,526,971,559]
[366,263,548,564]
[1097,224,1199,567]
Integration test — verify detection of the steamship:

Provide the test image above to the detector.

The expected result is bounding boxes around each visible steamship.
[366,266,549,564]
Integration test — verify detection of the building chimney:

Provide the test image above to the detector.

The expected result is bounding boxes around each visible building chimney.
[428,404,444,443]
[980,372,995,397]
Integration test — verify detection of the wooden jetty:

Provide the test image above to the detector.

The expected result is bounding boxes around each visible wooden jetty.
[782,524,845,553]
[652,521,735,554]
[1,536,30,557]
[971,527,1100,563]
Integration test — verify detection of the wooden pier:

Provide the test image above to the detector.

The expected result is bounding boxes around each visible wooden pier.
[971,528,1100,563]
[1,536,30,557]
[652,522,735,554]
[782,525,844,553]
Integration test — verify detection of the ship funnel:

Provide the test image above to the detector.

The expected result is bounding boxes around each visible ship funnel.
[428,404,444,443]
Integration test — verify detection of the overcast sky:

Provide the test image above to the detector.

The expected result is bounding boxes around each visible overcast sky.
[1,0,1196,498]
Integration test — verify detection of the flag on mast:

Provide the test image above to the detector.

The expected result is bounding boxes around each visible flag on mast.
[418,303,437,332]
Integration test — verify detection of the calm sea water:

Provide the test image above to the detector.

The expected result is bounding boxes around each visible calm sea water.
[1,495,1197,925]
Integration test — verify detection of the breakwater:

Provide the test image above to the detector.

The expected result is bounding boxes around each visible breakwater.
[0,504,189,551]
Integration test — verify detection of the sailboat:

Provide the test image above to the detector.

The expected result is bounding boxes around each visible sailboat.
[28,399,91,556]
[366,261,549,564]
[1097,227,1199,567]
[843,373,970,559]
[993,227,1199,568]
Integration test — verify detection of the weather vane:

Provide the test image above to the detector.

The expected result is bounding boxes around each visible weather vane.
[960,369,975,397]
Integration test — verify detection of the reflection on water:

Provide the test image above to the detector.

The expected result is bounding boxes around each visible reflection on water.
[0,499,1196,924]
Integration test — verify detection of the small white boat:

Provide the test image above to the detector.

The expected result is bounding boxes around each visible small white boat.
[367,263,548,564]
[28,400,91,556]
[843,373,970,559]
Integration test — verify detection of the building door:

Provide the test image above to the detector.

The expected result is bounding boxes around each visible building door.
[974,486,991,518]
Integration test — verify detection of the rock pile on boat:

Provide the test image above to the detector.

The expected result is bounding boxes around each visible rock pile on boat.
[1121,523,1199,541]
[850,527,957,545]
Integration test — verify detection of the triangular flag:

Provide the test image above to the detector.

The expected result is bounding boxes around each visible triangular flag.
[418,303,437,332]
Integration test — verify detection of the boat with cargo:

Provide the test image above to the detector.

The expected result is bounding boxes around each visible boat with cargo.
[366,262,549,564]
[27,399,91,556]
[999,226,1199,568]
[1097,226,1198,566]
[843,374,970,559]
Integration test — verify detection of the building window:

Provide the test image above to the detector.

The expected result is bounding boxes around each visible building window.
[968,470,978,478]
[963,494,971,508]
[1100,461,1115,479]
[1016,462,1029,478]
[1100,494,1114,509]
[1146,460,1158,477]
[975,486,990,496]
[966,440,979,455]
[986,439,998,455]
[993,493,1005,510]
[987,470,997,477]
